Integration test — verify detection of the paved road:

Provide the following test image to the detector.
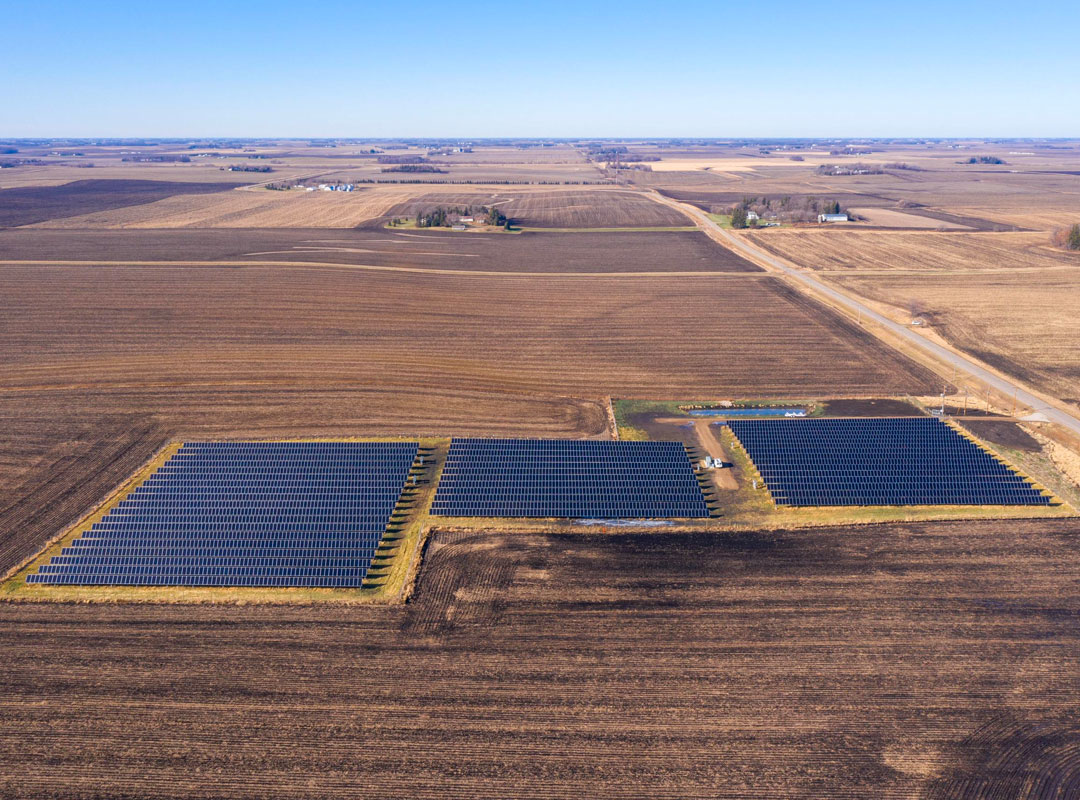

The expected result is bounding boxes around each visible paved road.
[653,193,1080,438]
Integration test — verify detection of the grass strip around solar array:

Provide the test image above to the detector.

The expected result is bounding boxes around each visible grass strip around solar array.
[727,417,1050,507]
[430,438,709,518]
[26,441,419,587]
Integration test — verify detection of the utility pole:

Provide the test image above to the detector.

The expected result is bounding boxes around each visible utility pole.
[963,389,968,417]
[985,389,991,414]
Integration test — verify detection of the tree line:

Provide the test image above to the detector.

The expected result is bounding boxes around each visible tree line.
[1051,224,1080,251]
[727,196,845,228]
[408,204,511,229]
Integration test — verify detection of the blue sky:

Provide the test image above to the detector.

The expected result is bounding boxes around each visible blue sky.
[1,0,1077,137]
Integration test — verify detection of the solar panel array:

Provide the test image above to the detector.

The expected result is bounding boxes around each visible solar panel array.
[27,441,418,587]
[430,438,709,518]
[727,417,1049,507]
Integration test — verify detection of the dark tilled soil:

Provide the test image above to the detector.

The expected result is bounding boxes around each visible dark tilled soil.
[955,420,1042,453]
[0,180,244,228]
[0,414,165,577]
[823,398,927,417]
[384,190,692,229]
[889,206,1027,232]
[0,227,762,273]
[0,242,936,576]
[2,520,1080,799]
[626,412,700,447]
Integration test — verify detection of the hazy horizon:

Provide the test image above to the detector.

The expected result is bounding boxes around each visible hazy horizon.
[3,0,1077,139]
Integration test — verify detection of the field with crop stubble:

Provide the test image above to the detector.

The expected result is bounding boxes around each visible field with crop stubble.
[0,227,759,273]
[741,228,1080,407]
[3,520,1080,798]
[0,247,937,576]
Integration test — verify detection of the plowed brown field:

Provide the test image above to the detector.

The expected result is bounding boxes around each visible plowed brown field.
[3,519,1080,798]
[0,228,761,273]
[0,250,935,574]
[0,180,245,228]
[384,189,691,228]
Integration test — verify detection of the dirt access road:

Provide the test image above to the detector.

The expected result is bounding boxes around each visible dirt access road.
[655,417,738,490]
[648,191,1080,440]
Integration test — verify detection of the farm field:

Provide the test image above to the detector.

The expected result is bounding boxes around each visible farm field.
[0,253,937,575]
[0,262,936,409]
[0,227,758,272]
[384,189,691,228]
[28,185,672,230]
[741,229,1078,274]
[2,138,1079,797]
[3,520,1080,798]
[845,207,973,229]
[0,180,247,228]
[740,229,1080,407]
[29,185,419,229]
[0,163,279,190]
[634,143,1080,230]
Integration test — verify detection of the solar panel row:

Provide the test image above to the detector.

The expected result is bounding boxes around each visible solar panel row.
[726,417,1049,507]
[431,438,709,518]
[27,441,418,587]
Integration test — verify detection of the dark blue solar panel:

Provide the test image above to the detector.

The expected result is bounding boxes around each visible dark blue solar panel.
[27,441,418,587]
[430,438,709,518]
[726,417,1049,507]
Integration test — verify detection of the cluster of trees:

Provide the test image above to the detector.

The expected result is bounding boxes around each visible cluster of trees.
[122,154,191,163]
[730,207,751,229]
[377,155,427,165]
[816,163,884,176]
[586,145,659,164]
[964,155,1006,165]
[484,205,508,226]
[603,163,653,175]
[381,165,447,173]
[725,196,846,227]
[1051,224,1080,251]
[586,145,628,159]
[415,207,453,227]
[412,204,511,229]
[225,164,273,173]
